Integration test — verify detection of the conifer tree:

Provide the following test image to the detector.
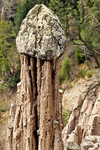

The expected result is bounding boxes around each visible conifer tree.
[15,0,31,34]
[14,1,23,34]
[0,19,16,80]
[0,18,20,90]
[23,0,31,18]
[49,0,67,32]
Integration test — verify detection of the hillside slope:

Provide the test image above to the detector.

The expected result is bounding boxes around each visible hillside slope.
[0,91,17,150]
[62,70,100,150]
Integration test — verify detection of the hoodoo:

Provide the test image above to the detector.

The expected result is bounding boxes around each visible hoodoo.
[7,4,66,150]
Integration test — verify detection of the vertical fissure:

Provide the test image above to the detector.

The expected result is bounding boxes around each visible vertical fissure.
[28,56,33,95]
[33,106,39,150]
[52,61,55,112]
[34,58,38,150]
[34,58,38,98]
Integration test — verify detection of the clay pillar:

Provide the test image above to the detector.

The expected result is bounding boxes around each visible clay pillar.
[7,4,66,150]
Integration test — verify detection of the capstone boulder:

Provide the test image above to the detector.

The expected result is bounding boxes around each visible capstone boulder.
[16,4,66,60]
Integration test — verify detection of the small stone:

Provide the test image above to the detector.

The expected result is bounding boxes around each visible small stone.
[53,119,59,128]
[59,89,64,94]
[37,129,40,135]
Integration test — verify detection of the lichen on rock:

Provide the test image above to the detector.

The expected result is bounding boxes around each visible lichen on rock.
[16,4,66,60]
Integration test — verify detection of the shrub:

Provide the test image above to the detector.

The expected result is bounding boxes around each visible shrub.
[61,55,71,79]
[0,84,6,93]
[58,54,71,84]
[86,70,92,78]
[0,108,6,112]
[58,72,64,84]
[62,110,70,126]
[75,47,85,64]
[77,68,86,78]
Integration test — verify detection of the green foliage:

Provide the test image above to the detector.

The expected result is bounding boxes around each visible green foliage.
[14,1,23,34]
[86,70,92,78]
[49,0,67,32]
[62,110,70,126]
[58,72,64,84]
[75,47,85,64]
[77,68,86,78]
[15,0,48,34]
[76,65,93,79]
[49,0,100,67]
[92,0,100,21]
[0,84,6,93]
[0,19,15,79]
[0,99,8,112]
[0,108,6,112]
[14,0,31,34]
[23,0,31,18]
[61,55,71,78]
[0,19,20,92]
[86,0,94,8]
[71,0,100,67]
[14,0,100,67]
[58,54,71,84]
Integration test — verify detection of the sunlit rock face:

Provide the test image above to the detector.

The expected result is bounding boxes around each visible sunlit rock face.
[16,4,66,60]
[62,80,100,150]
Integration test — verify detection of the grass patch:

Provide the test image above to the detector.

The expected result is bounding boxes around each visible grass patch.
[62,110,71,126]
[58,54,71,84]
[76,64,93,79]
[86,70,92,78]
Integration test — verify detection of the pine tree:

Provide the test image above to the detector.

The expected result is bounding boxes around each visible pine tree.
[0,19,16,80]
[14,0,31,34]
[14,1,23,34]
[23,0,31,18]
[70,0,100,67]
[49,0,67,32]
[0,19,20,91]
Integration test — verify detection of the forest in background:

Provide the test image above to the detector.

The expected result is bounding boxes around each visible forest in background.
[0,0,100,92]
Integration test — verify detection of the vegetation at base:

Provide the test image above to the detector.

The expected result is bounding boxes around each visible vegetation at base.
[58,54,71,84]
[62,110,71,126]
[0,100,8,113]
[76,64,93,79]
[86,70,92,78]
[75,47,85,64]
[77,68,86,78]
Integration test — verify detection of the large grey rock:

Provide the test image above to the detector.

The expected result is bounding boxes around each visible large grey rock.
[66,142,81,150]
[81,136,100,150]
[62,78,100,150]
[16,4,66,60]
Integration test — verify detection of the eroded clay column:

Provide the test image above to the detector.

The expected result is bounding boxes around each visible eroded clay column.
[7,4,66,150]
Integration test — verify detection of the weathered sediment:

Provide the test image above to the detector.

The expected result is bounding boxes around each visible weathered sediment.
[62,79,100,150]
[7,4,66,150]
